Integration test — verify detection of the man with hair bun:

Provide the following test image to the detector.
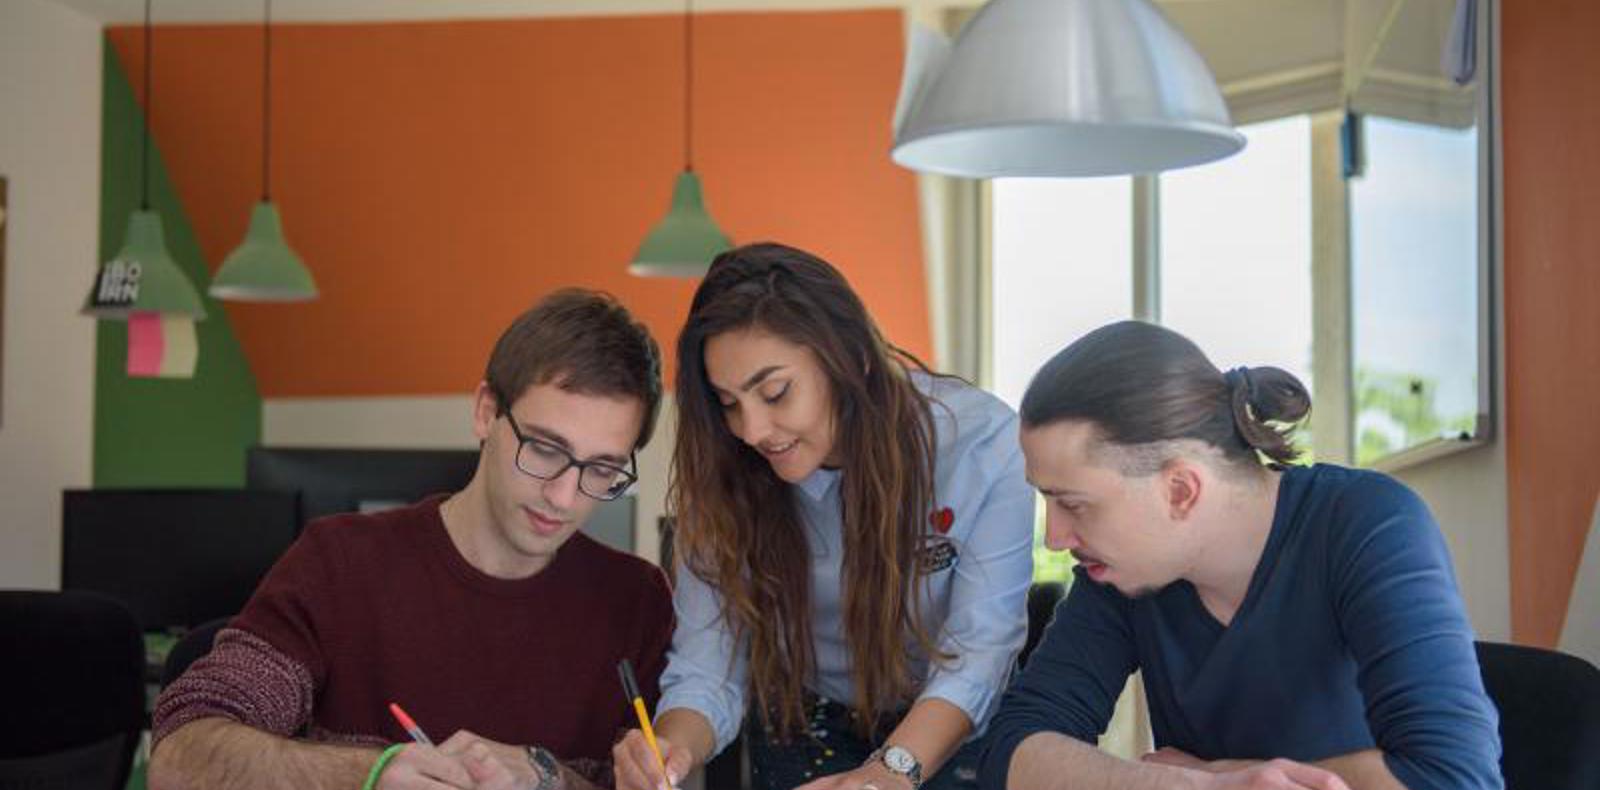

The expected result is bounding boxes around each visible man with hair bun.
[982,321,1502,790]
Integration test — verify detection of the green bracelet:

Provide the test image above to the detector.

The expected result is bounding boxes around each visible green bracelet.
[361,743,407,790]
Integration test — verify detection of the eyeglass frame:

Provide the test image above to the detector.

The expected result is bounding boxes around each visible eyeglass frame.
[499,411,638,501]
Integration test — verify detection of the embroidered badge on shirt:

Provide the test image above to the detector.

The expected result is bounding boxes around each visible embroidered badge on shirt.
[921,506,959,572]
[920,537,959,573]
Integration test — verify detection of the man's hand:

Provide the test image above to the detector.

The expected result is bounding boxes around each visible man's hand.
[437,730,547,790]
[792,760,912,790]
[612,731,692,790]
[1196,759,1350,790]
[374,743,475,789]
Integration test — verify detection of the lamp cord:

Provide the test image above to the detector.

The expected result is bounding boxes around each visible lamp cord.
[262,0,273,201]
[684,0,694,172]
[141,0,152,211]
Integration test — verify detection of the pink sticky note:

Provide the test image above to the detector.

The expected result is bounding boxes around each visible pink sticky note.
[127,311,165,377]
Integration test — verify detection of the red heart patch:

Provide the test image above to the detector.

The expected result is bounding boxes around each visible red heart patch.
[930,507,954,534]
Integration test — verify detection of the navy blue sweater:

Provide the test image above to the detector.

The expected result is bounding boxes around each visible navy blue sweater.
[980,464,1502,790]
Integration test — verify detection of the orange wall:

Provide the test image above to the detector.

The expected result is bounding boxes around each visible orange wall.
[108,11,927,397]
[1502,0,1600,645]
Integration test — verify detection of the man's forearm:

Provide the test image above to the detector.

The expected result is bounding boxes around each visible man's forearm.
[148,717,379,790]
[1010,732,1207,790]
[1315,749,1407,790]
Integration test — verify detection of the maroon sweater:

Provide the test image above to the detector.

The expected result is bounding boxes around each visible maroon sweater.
[153,495,673,780]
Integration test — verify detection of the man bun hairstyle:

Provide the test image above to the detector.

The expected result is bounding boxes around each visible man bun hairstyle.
[1221,365,1312,465]
[1020,320,1310,470]
[484,288,663,449]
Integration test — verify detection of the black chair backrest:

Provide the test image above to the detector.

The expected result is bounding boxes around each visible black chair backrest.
[0,590,145,790]
[162,617,231,687]
[1476,640,1600,790]
[1020,581,1066,669]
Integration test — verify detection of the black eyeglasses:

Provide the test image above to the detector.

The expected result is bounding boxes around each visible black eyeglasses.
[502,415,638,501]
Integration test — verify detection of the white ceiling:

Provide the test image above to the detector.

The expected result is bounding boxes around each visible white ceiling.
[51,0,1255,25]
[49,0,1468,125]
[49,0,972,25]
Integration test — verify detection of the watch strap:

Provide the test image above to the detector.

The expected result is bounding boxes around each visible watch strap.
[525,745,561,790]
[867,745,924,789]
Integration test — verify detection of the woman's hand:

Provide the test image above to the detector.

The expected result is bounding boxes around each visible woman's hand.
[612,731,692,790]
[792,761,912,790]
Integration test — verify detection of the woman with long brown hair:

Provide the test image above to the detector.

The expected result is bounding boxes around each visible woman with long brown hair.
[613,243,1035,790]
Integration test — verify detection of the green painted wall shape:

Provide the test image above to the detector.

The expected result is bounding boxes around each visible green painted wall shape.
[95,42,261,487]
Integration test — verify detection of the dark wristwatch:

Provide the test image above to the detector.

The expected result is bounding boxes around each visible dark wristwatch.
[525,745,561,790]
[868,745,924,789]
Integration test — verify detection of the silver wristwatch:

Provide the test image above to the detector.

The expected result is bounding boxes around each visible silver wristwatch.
[868,745,924,789]
[525,745,561,790]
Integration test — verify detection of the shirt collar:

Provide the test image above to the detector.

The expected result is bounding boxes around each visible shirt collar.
[796,466,841,501]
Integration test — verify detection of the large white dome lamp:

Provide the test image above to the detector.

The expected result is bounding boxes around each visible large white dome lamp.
[892,0,1246,178]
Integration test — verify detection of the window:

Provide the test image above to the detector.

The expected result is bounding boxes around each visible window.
[992,176,1132,584]
[1160,116,1315,392]
[990,106,1493,579]
[991,116,1318,584]
[991,177,1134,410]
[1350,116,1481,466]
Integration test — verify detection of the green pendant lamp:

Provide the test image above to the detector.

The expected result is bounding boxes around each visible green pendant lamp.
[629,0,731,278]
[210,0,318,302]
[84,0,206,320]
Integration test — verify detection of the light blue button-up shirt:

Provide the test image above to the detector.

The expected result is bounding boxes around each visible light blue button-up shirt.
[657,374,1036,754]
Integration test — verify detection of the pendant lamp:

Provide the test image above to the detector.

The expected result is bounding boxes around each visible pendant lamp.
[84,0,207,320]
[629,0,731,278]
[210,0,318,301]
[892,0,1245,178]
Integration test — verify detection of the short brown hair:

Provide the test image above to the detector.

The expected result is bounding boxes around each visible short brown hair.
[485,288,662,449]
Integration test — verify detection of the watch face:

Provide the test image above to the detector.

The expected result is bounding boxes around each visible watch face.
[884,746,917,773]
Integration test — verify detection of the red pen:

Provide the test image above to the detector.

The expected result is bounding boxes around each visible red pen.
[388,701,434,747]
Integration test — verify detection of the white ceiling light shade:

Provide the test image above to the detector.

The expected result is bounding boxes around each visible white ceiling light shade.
[892,0,1246,178]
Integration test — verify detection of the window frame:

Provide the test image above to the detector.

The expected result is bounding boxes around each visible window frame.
[977,0,1500,472]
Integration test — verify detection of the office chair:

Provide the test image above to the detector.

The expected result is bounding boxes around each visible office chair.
[161,617,231,687]
[0,590,145,790]
[1475,640,1600,790]
[1020,581,1066,668]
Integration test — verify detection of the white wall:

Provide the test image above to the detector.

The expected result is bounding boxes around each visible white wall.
[1559,498,1599,665]
[1392,444,1511,641]
[0,0,103,589]
[264,395,479,450]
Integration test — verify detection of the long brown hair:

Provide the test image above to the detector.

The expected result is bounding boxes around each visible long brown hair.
[671,243,945,739]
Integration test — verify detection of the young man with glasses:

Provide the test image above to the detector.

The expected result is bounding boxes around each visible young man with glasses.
[150,290,673,790]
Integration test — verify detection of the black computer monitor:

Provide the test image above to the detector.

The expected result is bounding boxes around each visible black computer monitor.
[245,446,636,553]
[61,489,300,632]
[246,446,478,526]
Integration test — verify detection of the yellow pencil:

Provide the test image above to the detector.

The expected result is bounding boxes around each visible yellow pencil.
[618,659,671,784]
